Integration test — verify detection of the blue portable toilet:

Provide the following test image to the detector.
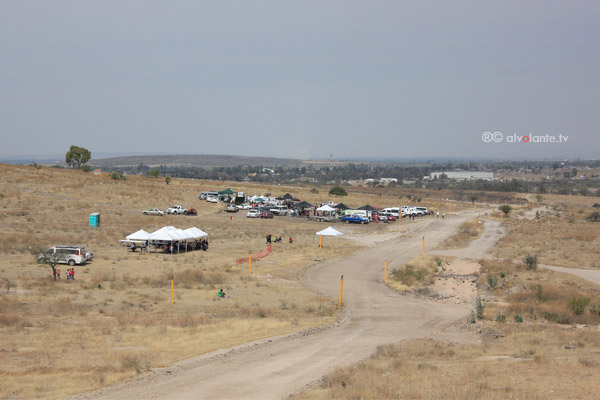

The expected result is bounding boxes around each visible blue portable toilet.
[89,213,100,228]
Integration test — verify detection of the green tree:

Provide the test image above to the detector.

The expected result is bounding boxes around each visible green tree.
[110,171,128,180]
[148,169,160,178]
[65,145,91,169]
[165,176,172,185]
[499,204,512,216]
[329,186,348,197]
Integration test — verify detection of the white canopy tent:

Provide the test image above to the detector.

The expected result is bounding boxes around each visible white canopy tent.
[315,226,343,248]
[316,205,337,213]
[126,229,150,241]
[122,226,209,254]
[184,227,208,238]
[316,227,343,236]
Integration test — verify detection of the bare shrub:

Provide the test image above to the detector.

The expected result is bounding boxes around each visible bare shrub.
[568,296,591,315]
[120,354,147,374]
[523,254,538,270]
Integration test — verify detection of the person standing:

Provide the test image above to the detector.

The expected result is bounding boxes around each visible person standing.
[57,268,61,279]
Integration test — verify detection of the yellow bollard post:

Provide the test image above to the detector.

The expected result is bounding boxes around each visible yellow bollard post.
[249,253,252,274]
[422,236,425,255]
[474,216,477,225]
[319,235,322,248]
[384,260,388,282]
[171,279,174,305]
[338,275,344,309]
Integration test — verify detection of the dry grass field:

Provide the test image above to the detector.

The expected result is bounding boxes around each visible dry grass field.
[0,163,461,399]
[493,198,600,268]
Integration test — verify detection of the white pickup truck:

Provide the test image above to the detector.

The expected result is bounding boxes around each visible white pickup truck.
[166,205,187,215]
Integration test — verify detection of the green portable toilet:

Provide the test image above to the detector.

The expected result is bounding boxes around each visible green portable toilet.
[89,213,100,228]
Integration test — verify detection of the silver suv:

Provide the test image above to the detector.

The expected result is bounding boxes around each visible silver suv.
[38,246,89,266]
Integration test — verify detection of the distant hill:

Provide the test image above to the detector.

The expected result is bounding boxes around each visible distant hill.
[91,154,306,168]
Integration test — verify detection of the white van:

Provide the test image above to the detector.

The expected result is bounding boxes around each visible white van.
[38,246,88,266]
[269,205,289,216]
[381,207,400,217]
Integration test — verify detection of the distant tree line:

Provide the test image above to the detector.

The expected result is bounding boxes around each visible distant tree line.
[98,160,600,196]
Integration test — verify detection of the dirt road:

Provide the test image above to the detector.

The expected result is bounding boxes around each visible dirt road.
[75,211,496,400]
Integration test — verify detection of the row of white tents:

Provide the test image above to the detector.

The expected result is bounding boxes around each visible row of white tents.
[122,226,208,253]
[126,226,208,242]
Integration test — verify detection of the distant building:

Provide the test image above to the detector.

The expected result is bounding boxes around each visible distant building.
[428,171,493,181]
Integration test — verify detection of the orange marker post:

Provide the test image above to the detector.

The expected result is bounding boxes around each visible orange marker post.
[384,260,388,282]
[422,236,425,255]
[338,275,344,309]
[474,216,477,225]
[171,279,174,305]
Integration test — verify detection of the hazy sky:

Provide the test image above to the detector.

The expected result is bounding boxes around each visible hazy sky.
[2,1,599,160]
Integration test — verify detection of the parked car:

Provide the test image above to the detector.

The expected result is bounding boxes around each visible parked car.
[415,207,430,216]
[206,196,218,203]
[236,203,250,210]
[260,210,274,219]
[379,212,397,221]
[269,205,289,216]
[342,215,369,224]
[142,208,165,216]
[247,208,261,218]
[166,205,187,215]
[225,204,239,213]
[199,191,218,200]
[37,245,89,266]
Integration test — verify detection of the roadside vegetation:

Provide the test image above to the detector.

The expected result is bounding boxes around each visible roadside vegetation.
[387,255,448,290]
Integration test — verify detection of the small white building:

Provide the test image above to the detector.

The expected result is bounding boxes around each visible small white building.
[428,171,493,181]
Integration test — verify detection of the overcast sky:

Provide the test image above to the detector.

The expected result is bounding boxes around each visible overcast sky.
[1,1,599,161]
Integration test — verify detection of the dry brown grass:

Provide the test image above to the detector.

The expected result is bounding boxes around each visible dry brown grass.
[477,258,600,326]
[387,255,447,290]
[437,219,485,249]
[2,162,457,399]
[494,203,600,268]
[294,325,600,399]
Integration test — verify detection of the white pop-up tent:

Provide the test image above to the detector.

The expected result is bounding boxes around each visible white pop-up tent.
[315,226,343,248]
[316,227,343,236]
[316,205,337,213]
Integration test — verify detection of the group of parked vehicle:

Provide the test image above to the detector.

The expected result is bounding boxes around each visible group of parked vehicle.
[141,205,197,216]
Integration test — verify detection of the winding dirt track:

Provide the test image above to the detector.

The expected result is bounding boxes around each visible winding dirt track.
[75,210,498,400]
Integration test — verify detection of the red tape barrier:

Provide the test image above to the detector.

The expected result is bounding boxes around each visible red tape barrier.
[236,245,272,264]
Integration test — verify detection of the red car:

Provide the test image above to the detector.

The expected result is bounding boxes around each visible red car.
[260,211,274,219]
